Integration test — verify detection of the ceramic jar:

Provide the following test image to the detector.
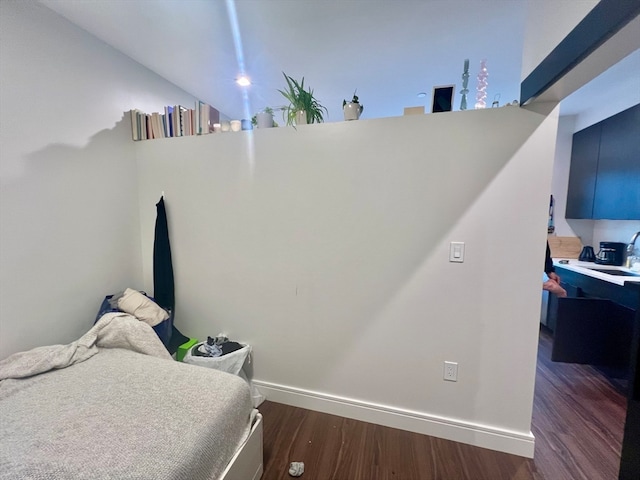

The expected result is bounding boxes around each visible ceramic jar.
[343,102,362,121]
[256,112,274,128]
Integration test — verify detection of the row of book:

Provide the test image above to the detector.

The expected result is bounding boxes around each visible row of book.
[129,102,220,141]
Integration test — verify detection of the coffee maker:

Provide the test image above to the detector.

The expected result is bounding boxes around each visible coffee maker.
[578,246,596,262]
[594,242,626,266]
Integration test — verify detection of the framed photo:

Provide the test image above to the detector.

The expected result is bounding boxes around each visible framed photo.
[431,85,455,113]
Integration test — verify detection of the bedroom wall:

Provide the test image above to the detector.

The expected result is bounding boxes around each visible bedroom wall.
[0,1,198,358]
[134,103,559,456]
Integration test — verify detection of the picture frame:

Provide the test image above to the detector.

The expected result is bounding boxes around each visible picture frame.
[431,85,455,113]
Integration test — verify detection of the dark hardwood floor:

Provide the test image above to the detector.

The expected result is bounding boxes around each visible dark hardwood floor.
[531,326,626,480]
[259,327,627,480]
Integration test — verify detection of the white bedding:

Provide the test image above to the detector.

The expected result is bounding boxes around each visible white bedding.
[0,316,255,480]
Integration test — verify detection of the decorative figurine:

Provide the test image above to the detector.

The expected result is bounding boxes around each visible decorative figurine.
[460,59,470,111]
[474,59,488,109]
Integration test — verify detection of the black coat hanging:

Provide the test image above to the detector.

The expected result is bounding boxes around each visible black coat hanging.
[153,196,188,352]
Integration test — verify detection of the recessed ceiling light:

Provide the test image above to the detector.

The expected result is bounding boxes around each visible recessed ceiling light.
[236,76,251,87]
[417,92,427,98]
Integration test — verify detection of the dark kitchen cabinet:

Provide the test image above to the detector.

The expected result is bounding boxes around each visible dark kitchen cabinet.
[593,105,640,219]
[546,281,581,332]
[620,283,640,479]
[566,123,601,219]
[547,267,636,372]
[553,297,633,369]
[566,104,640,220]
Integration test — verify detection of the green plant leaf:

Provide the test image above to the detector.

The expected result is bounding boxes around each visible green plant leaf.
[278,71,327,125]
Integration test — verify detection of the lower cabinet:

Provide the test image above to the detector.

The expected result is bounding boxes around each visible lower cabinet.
[551,297,634,369]
[546,282,580,332]
[546,269,636,372]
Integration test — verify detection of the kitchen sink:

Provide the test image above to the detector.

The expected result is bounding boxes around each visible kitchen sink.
[585,267,640,277]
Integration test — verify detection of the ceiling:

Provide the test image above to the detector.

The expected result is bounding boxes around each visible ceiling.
[40,0,638,122]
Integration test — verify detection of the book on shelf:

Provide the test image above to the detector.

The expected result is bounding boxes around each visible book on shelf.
[128,101,219,141]
[145,114,152,140]
[199,102,220,134]
[185,108,192,136]
[208,105,220,132]
[196,101,202,135]
[151,112,162,139]
[146,114,152,139]
[144,114,149,140]
[164,106,173,137]
[175,105,184,137]
[129,110,139,141]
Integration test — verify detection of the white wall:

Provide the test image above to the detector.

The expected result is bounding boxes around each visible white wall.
[134,104,559,456]
[0,0,563,457]
[593,221,640,246]
[0,1,199,358]
[570,49,640,132]
[550,115,578,237]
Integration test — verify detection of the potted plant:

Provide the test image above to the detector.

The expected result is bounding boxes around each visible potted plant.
[278,72,328,126]
[252,107,278,128]
[343,90,363,121]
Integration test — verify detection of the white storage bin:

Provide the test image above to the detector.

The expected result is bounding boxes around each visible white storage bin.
[184,343,264,407]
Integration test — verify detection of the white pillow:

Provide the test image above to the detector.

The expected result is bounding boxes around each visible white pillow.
[117,288,169,327]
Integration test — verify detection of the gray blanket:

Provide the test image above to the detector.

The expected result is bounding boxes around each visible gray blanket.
[0,316,255,480]
[0,313,171,380]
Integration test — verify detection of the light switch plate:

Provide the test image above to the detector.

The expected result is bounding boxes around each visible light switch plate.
[449,242,465,262]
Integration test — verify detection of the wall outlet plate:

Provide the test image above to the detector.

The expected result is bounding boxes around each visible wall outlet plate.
[444,361,458,381]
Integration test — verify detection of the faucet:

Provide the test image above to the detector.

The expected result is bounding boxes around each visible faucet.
[626,231,640,268]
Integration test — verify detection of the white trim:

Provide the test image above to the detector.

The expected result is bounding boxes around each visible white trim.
[254,381,535,458]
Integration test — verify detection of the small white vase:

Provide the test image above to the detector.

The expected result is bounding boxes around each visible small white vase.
[343,102,362,121]
[256,112,274,128]
[295,110,308,125]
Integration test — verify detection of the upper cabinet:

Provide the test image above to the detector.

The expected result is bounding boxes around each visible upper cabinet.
[593,105,640,219]
[566,104,640,220]
[566,123,601,219]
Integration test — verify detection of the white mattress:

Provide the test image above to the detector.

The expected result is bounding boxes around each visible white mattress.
[0,348,255,480]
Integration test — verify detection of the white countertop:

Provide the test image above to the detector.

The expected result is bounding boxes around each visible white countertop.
[552,259,640,286]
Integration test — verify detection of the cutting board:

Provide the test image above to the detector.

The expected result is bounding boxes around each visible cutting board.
[548,236,583,259]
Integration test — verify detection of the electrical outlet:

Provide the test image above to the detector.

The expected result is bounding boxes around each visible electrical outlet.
[444,361,458,382]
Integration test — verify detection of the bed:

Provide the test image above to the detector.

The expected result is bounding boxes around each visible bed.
[0,313,263,480]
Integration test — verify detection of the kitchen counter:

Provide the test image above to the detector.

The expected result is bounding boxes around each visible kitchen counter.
[552,259,640,286]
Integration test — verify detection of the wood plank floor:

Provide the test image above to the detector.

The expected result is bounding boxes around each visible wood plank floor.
[259,327,627,480]
[531,326,626,480]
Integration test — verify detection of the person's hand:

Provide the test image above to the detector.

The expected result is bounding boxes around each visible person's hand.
[543,279,567,297]
[548,271,561,284]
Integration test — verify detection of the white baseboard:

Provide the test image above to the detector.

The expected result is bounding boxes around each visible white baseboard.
[254,380,535,458]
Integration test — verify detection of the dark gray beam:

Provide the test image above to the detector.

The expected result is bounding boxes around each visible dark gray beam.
[520,0,640,106]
